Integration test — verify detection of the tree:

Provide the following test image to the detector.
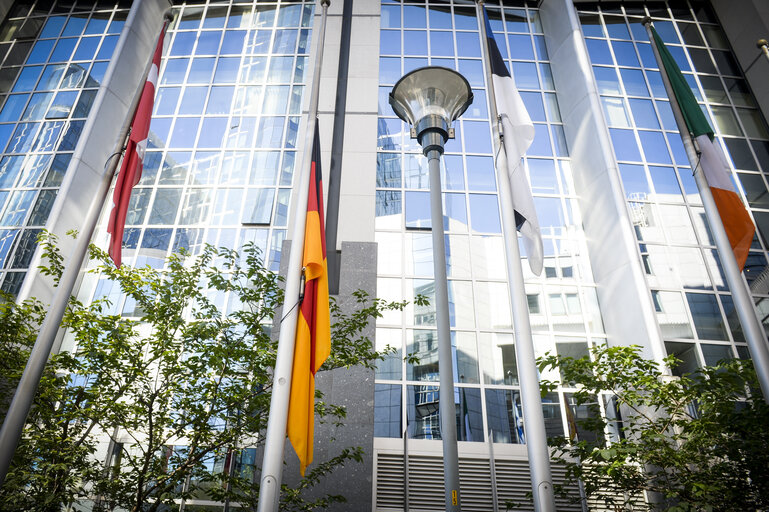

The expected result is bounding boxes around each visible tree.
[538,345,769,512]
[0,233,410,511]
[0,232,117,512]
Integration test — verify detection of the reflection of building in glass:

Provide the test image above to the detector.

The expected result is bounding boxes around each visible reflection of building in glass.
[2,0,768,508]
[374,0,769,508]
[409,384,440,439]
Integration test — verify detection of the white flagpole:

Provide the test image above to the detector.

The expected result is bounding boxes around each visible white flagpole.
[476,2,556,511]
[488,428,499,512]
[644,18,769,403]
[256,2,330,510]
[403,424,409,512]
[0,8,172,488]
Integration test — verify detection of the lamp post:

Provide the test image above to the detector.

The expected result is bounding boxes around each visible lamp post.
[390,66,473,512]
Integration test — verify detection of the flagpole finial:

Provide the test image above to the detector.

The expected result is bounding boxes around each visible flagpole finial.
[758,39,768,48]
[642,16,652,26]
[320,0,330,6]
[162,10,174,23]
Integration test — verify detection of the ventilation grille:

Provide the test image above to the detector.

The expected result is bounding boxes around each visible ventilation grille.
[376,452,584,511]
[580,463,646,512]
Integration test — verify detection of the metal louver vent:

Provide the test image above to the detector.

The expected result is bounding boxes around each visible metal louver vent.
[375,452,584,511]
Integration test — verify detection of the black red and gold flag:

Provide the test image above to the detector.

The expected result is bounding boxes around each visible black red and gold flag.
[287,121,330,476]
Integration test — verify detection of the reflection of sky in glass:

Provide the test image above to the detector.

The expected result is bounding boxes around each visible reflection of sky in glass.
[580,1,769,363]
[375,1,607,444]
[0,4,126,294]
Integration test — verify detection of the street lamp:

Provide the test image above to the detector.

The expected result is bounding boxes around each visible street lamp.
[390,66,472,512]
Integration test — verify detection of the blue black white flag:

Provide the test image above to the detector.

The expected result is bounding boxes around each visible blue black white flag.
[483,8,542,275]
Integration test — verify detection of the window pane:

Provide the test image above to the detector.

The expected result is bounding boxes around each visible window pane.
[485,389,523,444]
[242,188,275,224]
[406,384,440,439]
[652,290,693,339]
[686,293,728,340]
[610,128,641,161]
[374,384,402,438]
[148,188,182,224]
[700,344,732,365]
[469,194,501,233]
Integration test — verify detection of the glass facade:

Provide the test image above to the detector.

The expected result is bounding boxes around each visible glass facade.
[0,0,129,295]
[79,0,314,319]
[6,0,316,508]
[578,0,769,373]
[375,0,608,445]
[0,0,768,506]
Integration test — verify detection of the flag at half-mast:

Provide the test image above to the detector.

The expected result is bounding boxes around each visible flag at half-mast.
[650,25,754,271]
[287,120,330,476]
[107,21,168,267]
[483,8,543,275]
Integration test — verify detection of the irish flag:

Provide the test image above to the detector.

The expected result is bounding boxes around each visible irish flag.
[650,26,754,271]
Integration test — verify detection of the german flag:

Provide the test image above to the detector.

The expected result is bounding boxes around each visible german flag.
[287,121,330,476]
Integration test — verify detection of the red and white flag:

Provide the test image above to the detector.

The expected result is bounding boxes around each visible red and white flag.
[107,22,167,267]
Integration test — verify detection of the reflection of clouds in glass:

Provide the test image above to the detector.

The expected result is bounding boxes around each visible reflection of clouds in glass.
[652,290,694,339]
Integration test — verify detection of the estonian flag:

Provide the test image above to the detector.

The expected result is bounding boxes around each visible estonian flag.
[483,8,543,276]
[650,26,754,271]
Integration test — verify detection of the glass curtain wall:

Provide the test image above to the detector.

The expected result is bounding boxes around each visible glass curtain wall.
[77,0,314,319]
[578,0,769,372]
[69,0,314,508]
[0,0,130,296]
[374,0,607,446]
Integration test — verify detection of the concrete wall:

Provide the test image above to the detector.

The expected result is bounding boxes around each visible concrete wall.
[293,0,378,248]
[711,0,769,122]
[334,0,379,247]
[539,0,667,364]
[17,0,171,305]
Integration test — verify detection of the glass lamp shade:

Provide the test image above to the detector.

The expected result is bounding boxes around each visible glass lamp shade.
[389,66,473,130]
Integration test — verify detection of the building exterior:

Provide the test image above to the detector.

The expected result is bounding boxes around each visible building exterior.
[0,0,768,510]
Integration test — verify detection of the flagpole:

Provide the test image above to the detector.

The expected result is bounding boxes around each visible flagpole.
[476,2,556,511]
[0,10,172,488]
[403,424,409,512]
[256,2,330,511]
[488,428,499,512]
[644,18,769,403]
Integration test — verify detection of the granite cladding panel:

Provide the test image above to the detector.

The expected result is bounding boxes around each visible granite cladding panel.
[276,240,377,510]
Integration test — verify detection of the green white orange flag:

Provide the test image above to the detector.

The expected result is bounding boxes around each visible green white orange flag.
[287,121,330,476]
[650,26,754,271]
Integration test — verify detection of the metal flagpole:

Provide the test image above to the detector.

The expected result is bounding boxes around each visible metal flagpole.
[476,2,556,510]
[256,2,330,510]
[488,429,499,512]
[644,18,769,403]
[0,8,173,488]
[403,425,409,512]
